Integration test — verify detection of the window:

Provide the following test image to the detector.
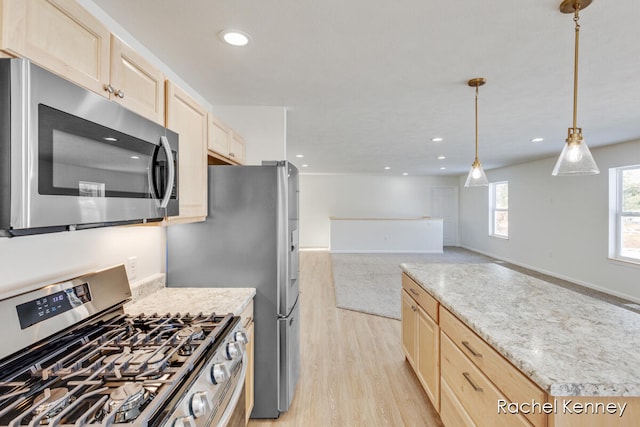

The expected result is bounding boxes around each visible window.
[610,165,640,262]
[489,181,508,238]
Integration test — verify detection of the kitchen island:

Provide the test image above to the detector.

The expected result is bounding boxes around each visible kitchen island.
[400,262,640,427]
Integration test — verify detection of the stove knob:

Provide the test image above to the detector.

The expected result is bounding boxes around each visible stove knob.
[226,342,242,360]
[190,391,209,418]
[210,362,230,384]
[234,331,248,344]
[173,416,196,427]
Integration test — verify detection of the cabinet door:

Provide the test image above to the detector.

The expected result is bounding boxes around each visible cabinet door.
[245,320,255,423]
[417,306,440,412]
[208,113,231,157]
[229,131,245,164]
[166,81,208,221]
[110,35,165,125]
[401,290,417,367]
[1,0,110,95]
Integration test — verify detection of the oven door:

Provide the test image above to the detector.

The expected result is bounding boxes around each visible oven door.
[7,59,178,235]
[211,353,247,427]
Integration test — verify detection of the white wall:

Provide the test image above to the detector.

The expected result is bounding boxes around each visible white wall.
[300,174,458,248]
[459,139,640,302]
[0,226,165,299]
[209,106,287,165]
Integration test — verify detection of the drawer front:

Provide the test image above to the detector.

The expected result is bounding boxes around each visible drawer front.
[441,377,477,427]
[440,308,546,426]
[441,333,532,427]
[402,273,438,322]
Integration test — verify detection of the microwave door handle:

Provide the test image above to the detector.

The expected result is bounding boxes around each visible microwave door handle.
[159,136,175,209]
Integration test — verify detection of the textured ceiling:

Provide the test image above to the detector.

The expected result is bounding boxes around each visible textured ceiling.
[91,0,640,176]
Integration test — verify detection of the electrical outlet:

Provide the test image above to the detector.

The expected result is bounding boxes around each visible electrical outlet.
[127,256,138,281]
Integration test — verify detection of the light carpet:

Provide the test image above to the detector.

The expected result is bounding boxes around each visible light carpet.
[331,248,493,319]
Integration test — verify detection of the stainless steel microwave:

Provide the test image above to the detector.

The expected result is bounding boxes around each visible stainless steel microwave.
[0,59,178,237]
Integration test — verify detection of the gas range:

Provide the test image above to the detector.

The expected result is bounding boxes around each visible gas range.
[0,266,247,427]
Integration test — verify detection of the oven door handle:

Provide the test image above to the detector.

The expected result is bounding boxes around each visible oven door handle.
[217,353,248,427]
[159,135,175,210]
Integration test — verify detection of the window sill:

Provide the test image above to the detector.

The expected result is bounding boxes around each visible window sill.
[489,234,509,240]
[607,257,640,269]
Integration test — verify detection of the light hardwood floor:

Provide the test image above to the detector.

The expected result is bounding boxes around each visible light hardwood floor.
[248,250,443,427]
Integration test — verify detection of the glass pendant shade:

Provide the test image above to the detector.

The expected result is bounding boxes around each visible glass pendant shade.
[554,0,599,176]
[465,159,489,187]
[552,129,600,176]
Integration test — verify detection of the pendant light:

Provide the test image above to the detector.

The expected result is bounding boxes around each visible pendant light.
[465,78,489,187]
[552,0,599,176]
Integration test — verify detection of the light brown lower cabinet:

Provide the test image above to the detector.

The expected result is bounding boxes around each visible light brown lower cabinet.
[401,274,440,412]
[245,319,255,424]
[440,332,532,427]
[402,272,640,427]
[240,301,255,424]
[440,307,545,427]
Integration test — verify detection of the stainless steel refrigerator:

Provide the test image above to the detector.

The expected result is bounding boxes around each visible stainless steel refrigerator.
[166,161,300,419]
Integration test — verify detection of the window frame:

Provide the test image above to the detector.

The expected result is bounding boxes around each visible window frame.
[489,181,509,239]
[609,164,640,264]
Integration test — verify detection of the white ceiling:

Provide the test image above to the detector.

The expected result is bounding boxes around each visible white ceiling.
[92,0,640,176]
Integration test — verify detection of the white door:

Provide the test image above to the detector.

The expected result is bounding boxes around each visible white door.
[430,187,458,246]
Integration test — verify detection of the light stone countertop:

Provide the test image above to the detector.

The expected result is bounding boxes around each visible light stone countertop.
[124,287,256,317]
[400,262,640,397]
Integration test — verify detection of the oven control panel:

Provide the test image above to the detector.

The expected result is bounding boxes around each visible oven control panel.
[15,282,92,329]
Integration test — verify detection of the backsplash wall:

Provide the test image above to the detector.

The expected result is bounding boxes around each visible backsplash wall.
[0,226,166,300]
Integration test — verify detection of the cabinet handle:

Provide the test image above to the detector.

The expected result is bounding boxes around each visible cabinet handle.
[462,372,483,392]
[229,152,235,158]
[104,84,114,94]
[461,341,483,358]
[409,288,419,296]
[116,89,125,98]
[411,305,417,312]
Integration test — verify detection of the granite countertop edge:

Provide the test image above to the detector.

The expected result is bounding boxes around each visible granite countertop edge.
[124,278,256,318]
[400,263,640,398]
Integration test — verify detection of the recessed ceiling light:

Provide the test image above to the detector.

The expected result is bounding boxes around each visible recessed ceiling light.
[103,137,118,142]
[302,164,308,168]
[437,155,446,160]
[384,166,391,170]
[440,167,446,170]
[431,137,444,142]
[531,137,544,143]
[402,172,408,176]
[130,156,140,160]
[219,29,251,46]
[296,154,304,158]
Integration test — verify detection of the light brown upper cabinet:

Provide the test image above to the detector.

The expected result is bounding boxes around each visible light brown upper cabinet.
[207,112,246,165]
[0,0,165,125]
[109,35,165,124]
[0,0,111,96]
[166,81,208,222]
[208,113,232,159]
[230,131,246,164]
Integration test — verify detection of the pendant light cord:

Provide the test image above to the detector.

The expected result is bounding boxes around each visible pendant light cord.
[572,2,581,131]
[475,84,479,161]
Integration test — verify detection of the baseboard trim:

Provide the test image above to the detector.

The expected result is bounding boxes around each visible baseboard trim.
[459,245,640,304]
